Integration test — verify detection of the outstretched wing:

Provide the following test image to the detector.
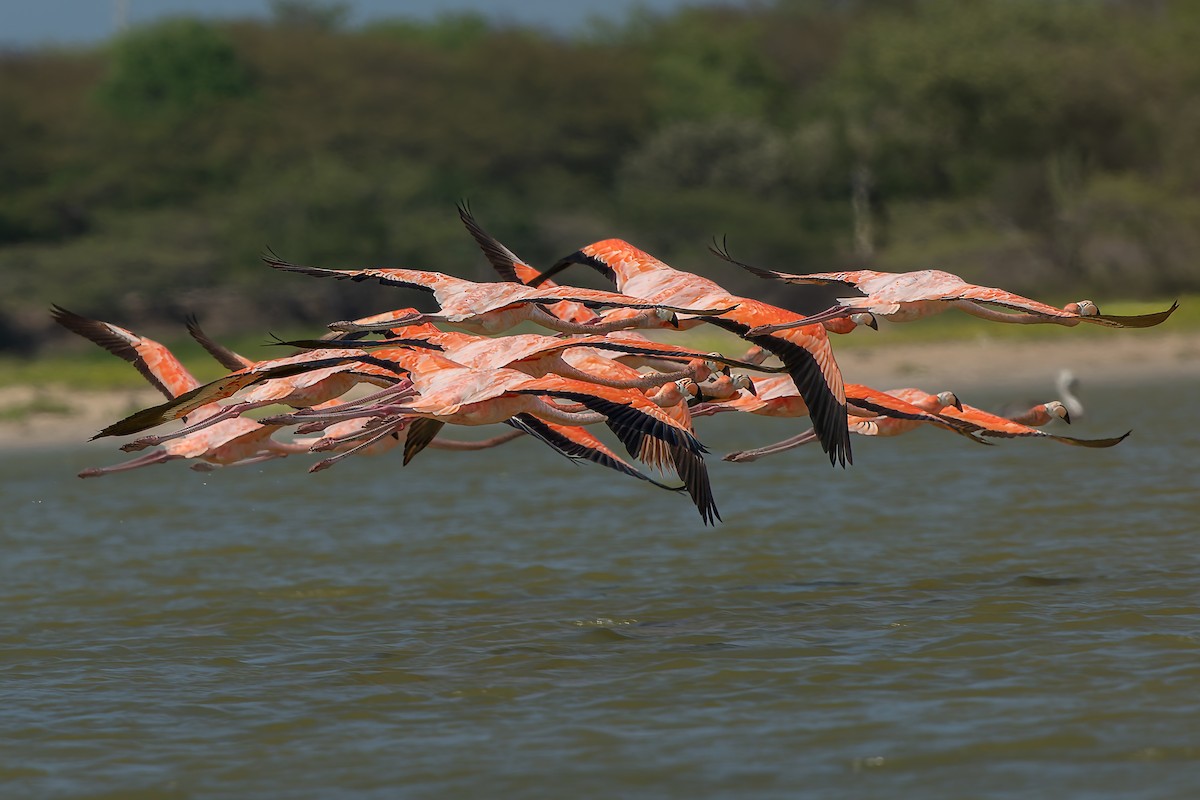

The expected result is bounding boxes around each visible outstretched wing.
[52,305,197,399]
[186,315,253,371]
[707,240,872,287]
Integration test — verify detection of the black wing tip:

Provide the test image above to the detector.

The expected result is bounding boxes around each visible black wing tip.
[260,249,322,275]
[706,239,780,280]
[49,303,96,332]
[456,200,526,283]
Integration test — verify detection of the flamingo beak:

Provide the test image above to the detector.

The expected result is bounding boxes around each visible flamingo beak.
[744,380,758,397]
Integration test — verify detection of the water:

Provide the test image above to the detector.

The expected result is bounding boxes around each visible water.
[3,379,1200,799]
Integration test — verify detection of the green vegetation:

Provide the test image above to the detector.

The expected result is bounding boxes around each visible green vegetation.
[0,394,72,422]
[2,0,1196,359]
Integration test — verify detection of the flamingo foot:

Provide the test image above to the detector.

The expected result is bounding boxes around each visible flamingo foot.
[120,436,160,452]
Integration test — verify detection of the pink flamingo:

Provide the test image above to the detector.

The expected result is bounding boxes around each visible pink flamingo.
[523,239,853,467]
[939,401,1129,447]
[264,348,720,523]
[262,252,736,336]
[51,306,317,476]
[688,377,982,462]
[709,245,1178,333]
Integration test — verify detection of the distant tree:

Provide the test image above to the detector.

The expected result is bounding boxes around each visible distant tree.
[610,6,786,124]
[96,19,254,120]
[270,0,350,31]
[619,118,791,197]
[365,12,493,51]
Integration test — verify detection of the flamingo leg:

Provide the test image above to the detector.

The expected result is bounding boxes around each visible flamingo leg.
[551,359,703,390]
[528,307,657,335]
[951,300,1077,326]
[746,305,856,335]
[190,452,285,472]
[723,429,820,463]
[309,421,411,472]
[305,418,412,451]
[121,401,270,451]
[428,429,527,450]
[327,313,430,333]
[78,449,182,477]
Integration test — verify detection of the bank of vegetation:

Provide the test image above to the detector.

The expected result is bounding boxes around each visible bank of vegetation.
[3,0,1197,356]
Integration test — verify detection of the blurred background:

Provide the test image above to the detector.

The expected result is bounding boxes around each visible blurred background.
[3,0,1197,355]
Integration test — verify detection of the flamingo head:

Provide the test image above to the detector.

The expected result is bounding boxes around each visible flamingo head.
[654,308,681,328]
[675,377,700,399]
[741,345,767,365]
[850,311,879,331]
[650,381,686,406]
[1064,300,1099,316]
[1044,400,1071,424]
[702,353,727,377]
[731,373,757,396]
[687,357,714,382]
[935,391,962,411]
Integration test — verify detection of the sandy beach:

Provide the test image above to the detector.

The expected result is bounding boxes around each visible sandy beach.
[3,331,1197,450]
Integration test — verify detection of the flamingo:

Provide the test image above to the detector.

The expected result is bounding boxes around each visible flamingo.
[268,325,753,473]
[460,204,878,338]
[719,387,971,463]
[261,252,736,336]
[64,310,689,495]
[688,377,983,462]
[183,316,544,468]
[940,401,1129,447]
[274,327,782,391]
[457,202,603,326]
[106,345,419,449]
[708,244,1179,334]
[1004,401,1071,427]
[455,210,851,465]
[683,372,757,403]
[997,369,1084,424]
[264,348,720,523]
[97,340,720,523]
[520,239,852,467]
[692,377,975,434]
[51,306,320,475]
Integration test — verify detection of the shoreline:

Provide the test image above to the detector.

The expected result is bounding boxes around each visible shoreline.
[4,331,1197,451]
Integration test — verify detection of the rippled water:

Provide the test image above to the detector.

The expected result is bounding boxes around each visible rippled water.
[4,379,1200,799]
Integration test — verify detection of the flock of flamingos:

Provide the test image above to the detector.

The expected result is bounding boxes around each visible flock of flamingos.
[56,206,1178,524]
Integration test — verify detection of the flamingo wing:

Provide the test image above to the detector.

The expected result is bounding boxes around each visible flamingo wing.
[504,415,687,493]
[52,305,198,399]
[538,245,849,461]
[513,380,718,525]
[1079,301,1178,329]
[706,309,851,468]
[402,418,446,465]
[92,355,383,439]
[846,384,984,441]
[458,204,604,324]
[707,240,875,287]
[185,316,254,371]
[457,201,525,284]
[262,252,468,302]
[942,403,1128,446]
